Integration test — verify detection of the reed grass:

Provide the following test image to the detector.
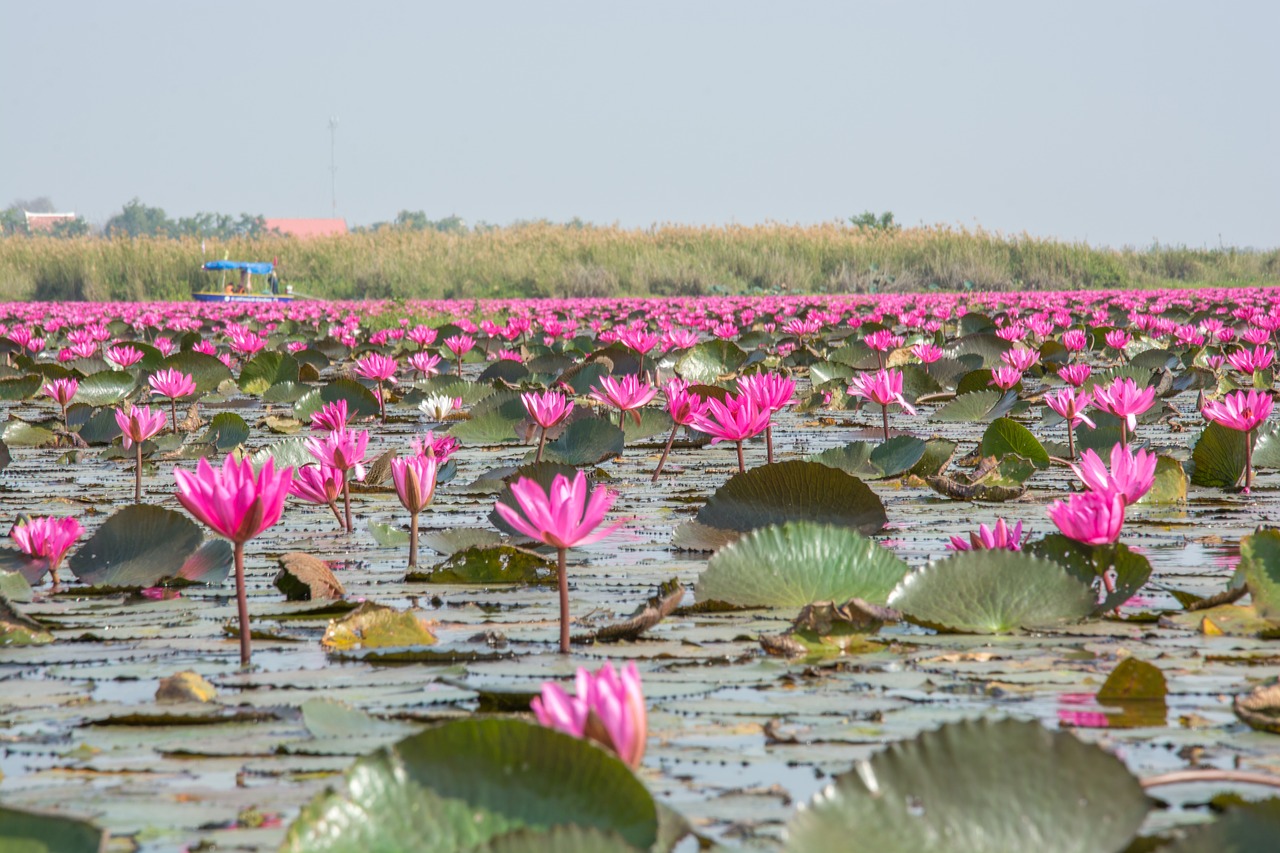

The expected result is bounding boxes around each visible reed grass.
[0,223,1274,301]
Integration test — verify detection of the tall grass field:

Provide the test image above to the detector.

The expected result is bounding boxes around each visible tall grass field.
[1,223,1275,301]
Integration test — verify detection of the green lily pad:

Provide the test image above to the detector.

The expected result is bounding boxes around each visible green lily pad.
[530,416,624,466]
[980,417,1050,468]
[74,370,135,406]
[1159,800,1280,852]
[419,528,505,556]
[0,374,41,401]
[1191,421,1247,488]
[0,805,105,852]
[321,602,437,650]
[1241,528,1280,623]
[674,340,749,384]
[784,718,1148,853]
[1031,536,1151,614]
[2,418,55,448]
[696,522,909,608]
[66,504,203,588]
[161,351,234,393]
[0,569,32,602]
[293,378,381,422]
[251,437,316,471]
[681,461,886,547]
[1134,455,1187,504]
[408,545,555,585]
[622,408,674,443]
[76,407,123,445]
[449,392,527,445]
[239,351,300,395]
[888,550,1098,633]
[1253,422,1280,469]
[262,380,310,404]
[200,412,250,451]
[280,719,659,853]
[930,389,1017,423]
[0,595,54,646]
[473,826,641,853]
[808,436,926,480]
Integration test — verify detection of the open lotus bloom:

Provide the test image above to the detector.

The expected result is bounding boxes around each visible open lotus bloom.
[532,661,647,768]
[1202,389,1273,434]
[1047,489,1126,546]
[848,368,917,415]
[494,470,623,551]
[522,389,574,429]
[174,455,293,544]
[1091,377,1156,433]
[11,516,82,584]
[1071,443,1156,505]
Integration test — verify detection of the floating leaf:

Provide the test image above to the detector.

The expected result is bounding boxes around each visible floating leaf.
[1241,528,1280,623]
[66,504,203,588]
[1031,536,1152,614]
[419,528,504,556]
[156,671,218,704]
[161,351,233,393]
[294,378,381,422]
[980,417,1050,468]
[888,550,1097,633]
[201,412,250,451]
[809,436,926,480]
[678,461,886,549]
[0,595,54,646]
[784,718,1148,853]
[3,417,55,447]
[449,393,527,445]
[1135,455,1187,505]
[409,546,554,585]
[321,602,437,650]
[0,805,105,853]
[531,416,624,466]
[696,522,908,608]
[280,719,659,853]
[262,381,310,403]
[251,437,316,471]
[74,370,135,406]
[0,374,41,401]
[276,552,345,601]
[930,389,1016,423]
[239,351,300,395]
[76,407,123,445]
[472,826,641,853]
[1191,421,1247,488]
[675,340,749,383]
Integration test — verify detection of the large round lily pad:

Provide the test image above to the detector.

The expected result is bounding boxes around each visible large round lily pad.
[784,718,1149,853]
[530,416,624,466]
[161,351,234,393]
[1191,421,1247,488]
[74,370,135,407]
[689,461,886,540]
[0,805,105,853]
[888,550,1097,633]
[696,522,909,608]
[1240,528,1280,623]
[808,436,926,480]
[280,719,659,853]
[66,504,204,588]
[980,417,1050,468]
[238,351,300,395]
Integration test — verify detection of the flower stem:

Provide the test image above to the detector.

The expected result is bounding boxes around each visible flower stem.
[135,443,143,503]
[736,440,745,473]
[1067,422,1076,460]
[1246,426,1255,492]
[170,398,178,434]
[377,381,385,422]
[535,427,547,463]
[881,404,890,442]
[557,547,569,654]
[653,422,679,483]
[409,511,419,568]
[233,541,251,667]
[328,501,344,529]
[765,423,774,464]
[342,478,353,534]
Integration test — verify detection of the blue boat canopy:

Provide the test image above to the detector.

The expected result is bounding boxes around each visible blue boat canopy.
[202,260,274,274]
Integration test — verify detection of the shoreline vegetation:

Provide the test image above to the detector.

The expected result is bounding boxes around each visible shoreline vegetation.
[1,222,1276,302]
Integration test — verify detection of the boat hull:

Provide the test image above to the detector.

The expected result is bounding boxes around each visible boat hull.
[192,293,293,304]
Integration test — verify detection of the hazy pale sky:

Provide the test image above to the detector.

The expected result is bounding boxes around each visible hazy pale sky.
[2,1,1276,247]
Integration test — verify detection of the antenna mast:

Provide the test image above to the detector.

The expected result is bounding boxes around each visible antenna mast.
[328,116,339,216]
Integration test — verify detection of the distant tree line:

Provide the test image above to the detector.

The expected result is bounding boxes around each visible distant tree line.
[1,197,266,239]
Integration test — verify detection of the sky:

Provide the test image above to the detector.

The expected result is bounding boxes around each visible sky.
[2,1,1276,248]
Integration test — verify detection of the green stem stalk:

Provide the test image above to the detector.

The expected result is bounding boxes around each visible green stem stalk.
[557,547,569,654]
[234,541,251,667]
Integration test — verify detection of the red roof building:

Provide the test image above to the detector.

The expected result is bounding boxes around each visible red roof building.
[264,218,348,239]
[24,212,78,233]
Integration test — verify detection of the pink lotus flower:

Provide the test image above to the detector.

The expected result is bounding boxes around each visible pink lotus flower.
[652,381,709,482]
[392,449,440,568]
[228,330,268,356]
[1104,330,1131,354]
[105,344,145,369]
[407,351,442,377]
[310,400,352,432]
[1000,347,1039,372]
[353,353,397,382]
[148,368,196,400]
[864,329,904,352]
[1091,376,1156,442]
[1227,346,1274,375]
[590,375,658,429]
[444,333,474,355]
[1072,443,1156,505]
[1047,490,1125,545]
[738,372,796,465]
[1044,386,1094,458]
[533,661,647,768]
[289,464,346,529]
[911,343,943,364]
[42,377,78,427]
[691,393,771,472]
[11,516,82,586]
[1203,389,1273,434]
[988,366,1023,391]
[947,518,1024,552]
[523,389,574,462]
[306,428,369,532]
[116,403,167,502]
[1203,389,1274,492]
[407,325,438,348]
[1061,329,1088,353]
[174,455,293,666]
[1057,363,1092,387]
[848,368,917,442]
[662,328,699,351]
[494,471,624,652]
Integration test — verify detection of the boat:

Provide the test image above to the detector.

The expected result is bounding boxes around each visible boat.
[193,260,294,303]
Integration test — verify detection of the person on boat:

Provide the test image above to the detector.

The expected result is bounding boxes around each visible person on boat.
[237,269,250,294]
[268,269,279,295]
